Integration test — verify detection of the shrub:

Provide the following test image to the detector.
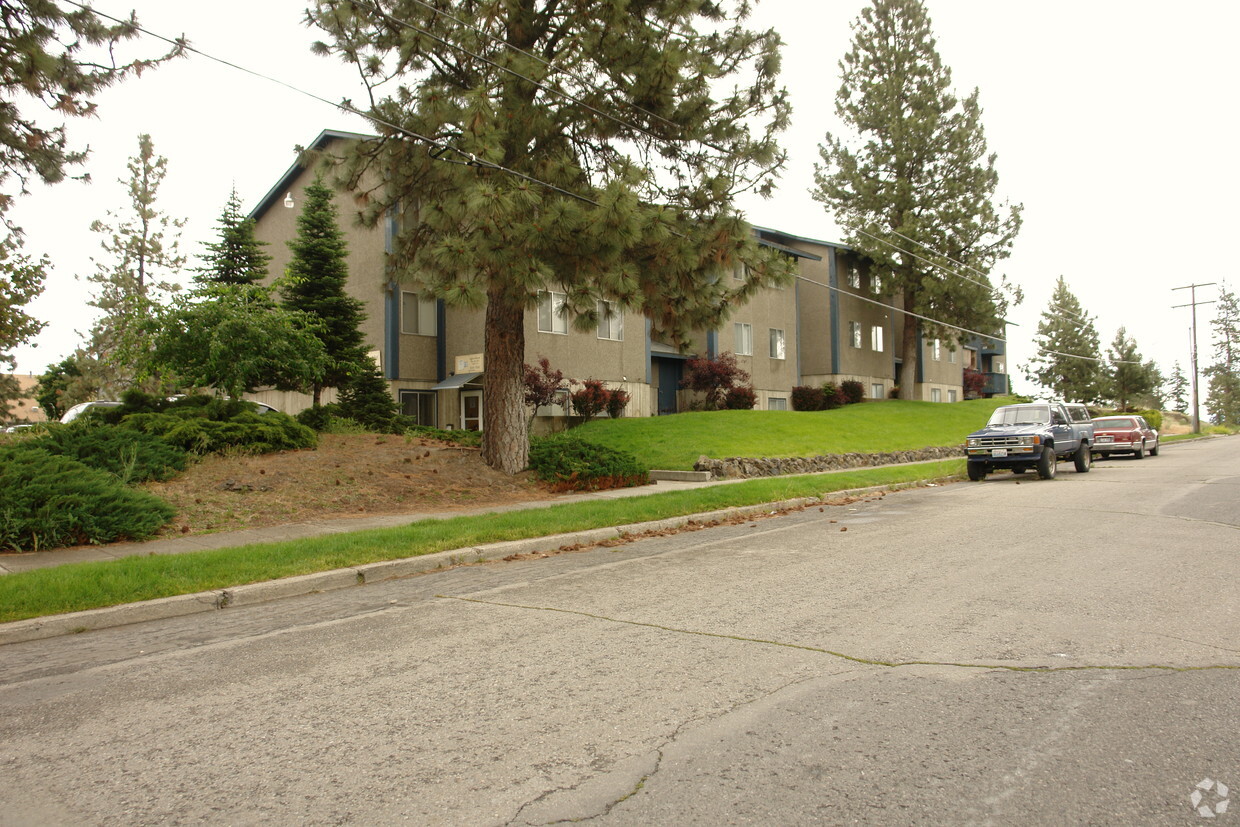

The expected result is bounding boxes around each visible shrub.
[962,368,987,399]
[570,379,611,423]
[840,380,865,404]
[791,385,825,411]
[37,425,188,483]
[821,382,844,410]
[1139,409,1164,431]
[338,362,400,431]
[605,388,631,419]
[295,403,346,432]
[528,435,648,491]
[524,357,567,419]
[681,352,751,410]
[0,446,175,551]
[119,410,316,455]
[723,385,757,410]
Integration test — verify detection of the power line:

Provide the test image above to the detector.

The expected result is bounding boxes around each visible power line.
[853,227,1005,300]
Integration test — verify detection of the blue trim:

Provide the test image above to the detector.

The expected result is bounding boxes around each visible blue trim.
[436,299,447,382]
[794,276,802,381]
[828,248,840,375]
[383,212,399,379]
[916,328,925,384]
[645,318,652,384]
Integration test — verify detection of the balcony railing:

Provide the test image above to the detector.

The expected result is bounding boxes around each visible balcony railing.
[983,372,1009,395]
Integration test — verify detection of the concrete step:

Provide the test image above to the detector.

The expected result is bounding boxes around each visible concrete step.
[648,469,713,483]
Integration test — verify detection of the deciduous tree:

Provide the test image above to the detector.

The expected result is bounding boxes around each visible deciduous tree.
[0,235,47,418]
[813,0,1021,400]
[1023,277,1103,403]
[310,0,794,473]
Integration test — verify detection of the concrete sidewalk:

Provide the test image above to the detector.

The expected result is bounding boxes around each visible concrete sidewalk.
[0,476,749,575]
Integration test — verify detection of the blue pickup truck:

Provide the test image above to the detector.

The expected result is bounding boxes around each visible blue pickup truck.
[965,402,1095,481]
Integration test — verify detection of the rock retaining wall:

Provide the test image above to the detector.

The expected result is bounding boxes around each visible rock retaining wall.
[694,446,963,479]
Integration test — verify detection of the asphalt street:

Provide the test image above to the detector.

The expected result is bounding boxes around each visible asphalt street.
[0,437,1237,824]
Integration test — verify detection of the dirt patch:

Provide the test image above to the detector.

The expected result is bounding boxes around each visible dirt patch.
[144,433,553,537]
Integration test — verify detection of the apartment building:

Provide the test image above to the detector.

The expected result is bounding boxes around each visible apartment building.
[250,130,992,426]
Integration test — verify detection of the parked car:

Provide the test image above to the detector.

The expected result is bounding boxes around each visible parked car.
[965,401,1095,481]
[1091,415,1159,459]
[59,401,123,424]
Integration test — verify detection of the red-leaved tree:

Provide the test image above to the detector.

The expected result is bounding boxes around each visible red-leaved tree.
[681,352,753,410]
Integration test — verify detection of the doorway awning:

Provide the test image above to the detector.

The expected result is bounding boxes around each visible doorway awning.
[431,372,483,390]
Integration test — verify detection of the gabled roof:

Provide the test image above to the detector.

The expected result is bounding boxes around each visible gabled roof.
[249,129,374,221]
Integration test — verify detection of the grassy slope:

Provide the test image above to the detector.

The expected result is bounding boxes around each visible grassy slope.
[571,397,1013,469]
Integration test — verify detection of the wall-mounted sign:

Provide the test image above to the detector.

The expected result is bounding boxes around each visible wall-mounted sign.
[455,353,483,374]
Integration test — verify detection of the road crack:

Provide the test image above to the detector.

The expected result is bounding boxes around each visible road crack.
[438,595,1240,674]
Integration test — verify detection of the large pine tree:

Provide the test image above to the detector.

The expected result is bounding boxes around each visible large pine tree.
[1023,277,1103,403]
[813,0,1021,399]
[195,188,270,286]
[281,179,367,407]
[309,0,794,474]
[1205,284,1240,425]
[1105,327,1160,411]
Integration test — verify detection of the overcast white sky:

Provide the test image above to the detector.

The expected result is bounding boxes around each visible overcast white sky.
[11,1,1240,396]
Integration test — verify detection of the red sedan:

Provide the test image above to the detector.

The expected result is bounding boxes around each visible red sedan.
[1091,415,1159,459]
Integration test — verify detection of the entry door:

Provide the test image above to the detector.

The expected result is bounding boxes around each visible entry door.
[656,359,682,415]
[461,390,483,431]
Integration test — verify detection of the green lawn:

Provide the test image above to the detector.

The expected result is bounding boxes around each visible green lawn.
[572,397,1013,469]
[0,460,964,623]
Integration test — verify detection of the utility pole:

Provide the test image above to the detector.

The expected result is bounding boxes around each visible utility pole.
[1172,282,1216,433]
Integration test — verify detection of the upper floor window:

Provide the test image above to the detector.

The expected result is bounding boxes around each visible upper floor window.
[401,291,437,336]
[734,322,753,356]
[847,266,861,289]
[769,328,786,360]
[596,300,623,341]
[930,338,941,361]
[732,262,748,281]
[849,321,862,349]
[537,290,568,335]
[871,324,884,352]
[948,347,957,364]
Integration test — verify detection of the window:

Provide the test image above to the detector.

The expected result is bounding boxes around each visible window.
[537,291,568,334]
[948,389,958,403]
[768,397,788,411]
[948,347,957,364]
[596,300,623,341]
[930,339,941,361]
[931,388,942,403]
[401,291,437,336]
[399,390,437,426]
[871,273,884,295]
[734,322,753,356]
[847,266,861,289]
[871,383,884,400]
[871,325,884,352]
[849,321,862,349]
[732,262,747,281]
[769,328,786,359]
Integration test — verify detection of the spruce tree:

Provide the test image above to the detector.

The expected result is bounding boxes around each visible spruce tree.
[813,0,1022,399]
[1105,327,1159,411]
[1205,285,1240,425]
[195,188,270,285]
[310,0,794,474]
[1166,362,1189,414]
[281,179,367,408]
[338,360,399,432]
[1023,277,1103,403]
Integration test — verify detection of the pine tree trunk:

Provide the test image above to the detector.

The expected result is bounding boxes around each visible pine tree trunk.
[899,291,918,401]
[312,384,322,408]
[481,286,529,474]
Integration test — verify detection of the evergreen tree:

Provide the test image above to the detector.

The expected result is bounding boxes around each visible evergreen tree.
[310,0,793,474]
[1105,327,1159,411]
[813,0,1022,400]
[82,134,186,397]
[0,2,181,214]
[338,360,399,432]
[0,233,47,413]
[1166,362,1189,414]
[1204,285,1240,426]
[195,187,270,285]
[280,179,367,407]
[1023,277,1103,403]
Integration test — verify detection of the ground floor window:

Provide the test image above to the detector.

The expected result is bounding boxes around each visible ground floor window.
[931,388,942,403]
[768,397,788,411]
[400,390,437,426]
[870,383,884,400]
[948,389,958,403]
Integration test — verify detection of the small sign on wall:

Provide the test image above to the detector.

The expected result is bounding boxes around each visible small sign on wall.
[455,353,483,374]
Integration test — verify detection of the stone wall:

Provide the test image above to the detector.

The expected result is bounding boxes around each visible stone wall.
[693,445,964,479]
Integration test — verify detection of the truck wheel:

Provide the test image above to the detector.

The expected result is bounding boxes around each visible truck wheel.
[1133,441,1145,459]
[1073,443,1091,473]
[1037,448,1057,480]
[967,463,986,481]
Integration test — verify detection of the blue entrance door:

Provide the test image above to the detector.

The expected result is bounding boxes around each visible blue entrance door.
[656,358,682,415]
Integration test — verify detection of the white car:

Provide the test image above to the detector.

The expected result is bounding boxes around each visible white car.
[60,401,124,424]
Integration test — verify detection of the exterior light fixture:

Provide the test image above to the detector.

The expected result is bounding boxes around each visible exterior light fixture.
[283,192,294,209]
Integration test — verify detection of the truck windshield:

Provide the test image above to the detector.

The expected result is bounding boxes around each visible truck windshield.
[987,405,1051,427]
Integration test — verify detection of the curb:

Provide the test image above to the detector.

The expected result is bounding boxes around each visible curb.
[0,479,946,646]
